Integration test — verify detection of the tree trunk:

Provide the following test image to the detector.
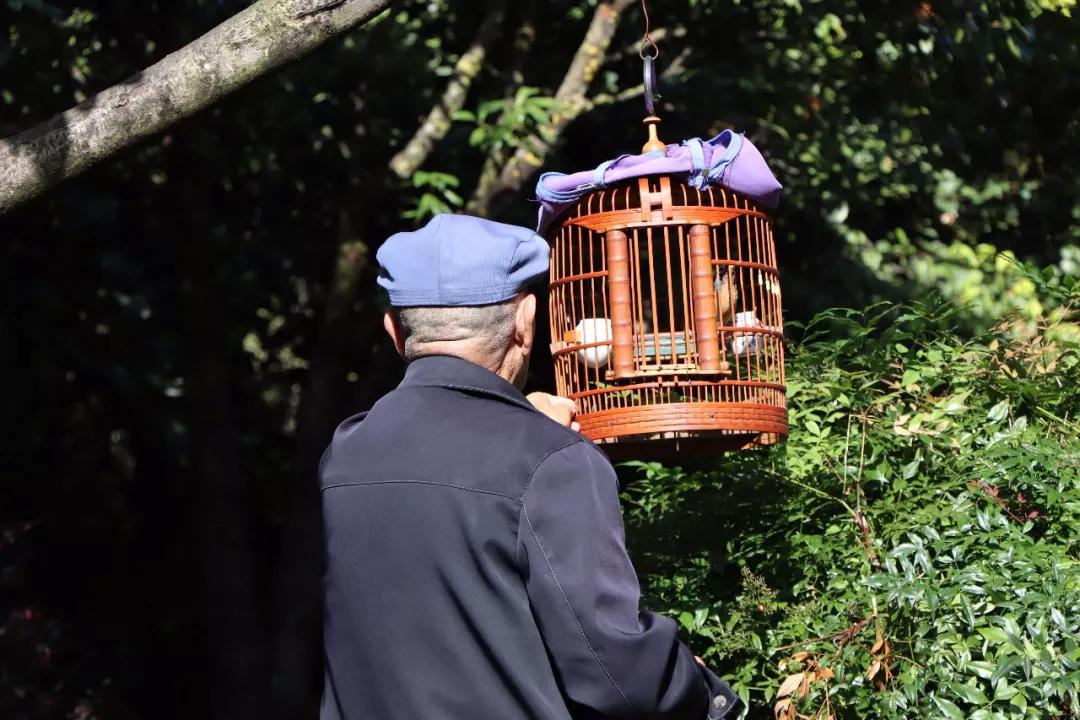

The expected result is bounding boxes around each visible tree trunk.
[466,1,537,214]
[267,209,380,720]
[388,0,506,180]
[0,0,394,213]
[467,0,634,218]
[174,139,266,720]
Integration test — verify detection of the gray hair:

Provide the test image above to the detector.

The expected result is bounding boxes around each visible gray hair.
[396,301,517,362]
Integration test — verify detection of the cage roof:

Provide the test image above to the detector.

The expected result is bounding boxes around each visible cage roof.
[534,129,782,235]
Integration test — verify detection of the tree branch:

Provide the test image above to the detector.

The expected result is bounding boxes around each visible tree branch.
[466,3,536,215]
[0,0,395,213]
[579,45,690,115]
[466,0,635,217]
[388,0,505,179]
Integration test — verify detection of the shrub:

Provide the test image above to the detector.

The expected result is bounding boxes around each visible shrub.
[622,291,1080,719]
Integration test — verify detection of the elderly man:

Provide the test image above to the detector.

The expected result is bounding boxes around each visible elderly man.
[319,214,740,720]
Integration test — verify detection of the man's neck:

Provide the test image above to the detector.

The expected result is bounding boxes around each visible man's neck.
[410,345,518,387]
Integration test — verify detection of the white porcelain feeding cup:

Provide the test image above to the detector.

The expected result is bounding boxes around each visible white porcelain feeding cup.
[574,318,612,368]
[730,311,761,356]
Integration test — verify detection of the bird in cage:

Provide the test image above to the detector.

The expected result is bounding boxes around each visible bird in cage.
[716,269,764,357]
[714,269,739,326]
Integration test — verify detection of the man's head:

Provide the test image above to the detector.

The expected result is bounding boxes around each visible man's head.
[376,215,548,388]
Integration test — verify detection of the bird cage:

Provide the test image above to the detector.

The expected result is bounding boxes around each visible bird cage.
[544,172,787,457]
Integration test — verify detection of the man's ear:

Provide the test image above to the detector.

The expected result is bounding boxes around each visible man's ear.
[383,311,407,359]
[514,293,537,354]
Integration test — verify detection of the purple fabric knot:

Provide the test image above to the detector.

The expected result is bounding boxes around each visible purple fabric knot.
[534,130,782,235]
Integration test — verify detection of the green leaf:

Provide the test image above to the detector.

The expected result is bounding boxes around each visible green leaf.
[987,400,1010,423]
[468,127,487,147]
[949,682,990,705]
[993,678,1018,700]
[941,396,968,415]
[890,542,919,557]
[991,655,1023,682]
[978,627,1009,644]
[932,695,965,720]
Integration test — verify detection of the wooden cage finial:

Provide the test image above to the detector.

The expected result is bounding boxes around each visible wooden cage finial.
[642,115,666,154]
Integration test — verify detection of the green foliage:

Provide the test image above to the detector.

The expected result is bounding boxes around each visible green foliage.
[622,288,1080,718]
[1029,0,1076,16]
[670,0,1080,318]
[402,170,464,222]
[455,86,559,156]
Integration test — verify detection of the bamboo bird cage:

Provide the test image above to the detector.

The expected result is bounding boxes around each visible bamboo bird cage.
[545,173,787,457]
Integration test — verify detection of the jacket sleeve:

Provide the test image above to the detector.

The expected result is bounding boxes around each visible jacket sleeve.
[517,441,740,719]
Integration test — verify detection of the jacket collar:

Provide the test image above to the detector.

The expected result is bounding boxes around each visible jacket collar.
[398,355,536,413]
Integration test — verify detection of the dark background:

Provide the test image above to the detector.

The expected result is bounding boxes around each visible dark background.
[2,1,1077,718]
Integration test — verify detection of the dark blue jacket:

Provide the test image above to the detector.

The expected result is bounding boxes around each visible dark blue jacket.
[319,356,740,720]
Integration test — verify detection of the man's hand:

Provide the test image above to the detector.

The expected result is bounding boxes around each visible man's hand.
[527,392,580,432]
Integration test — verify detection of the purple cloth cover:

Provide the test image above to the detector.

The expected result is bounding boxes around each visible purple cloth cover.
[534,129,782,234]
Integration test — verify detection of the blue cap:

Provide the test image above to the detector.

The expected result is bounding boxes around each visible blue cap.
[376,214,549,307]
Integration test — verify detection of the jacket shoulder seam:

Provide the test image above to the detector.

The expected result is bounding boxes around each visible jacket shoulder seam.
[521,505,636,714]
[518,439,587,503]
[322,479,520,502]
[399,383,588,441]
[399,382,536,413]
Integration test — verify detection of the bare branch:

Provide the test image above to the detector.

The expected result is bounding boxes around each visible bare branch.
[0,0,396,213]
[389,0,505,179]
[579,45,690,114]
[466,0,635,217]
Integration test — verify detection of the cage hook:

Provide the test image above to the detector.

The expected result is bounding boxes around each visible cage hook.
[637,0,660,60]
[638,0,665,153]
[643,54,660,116]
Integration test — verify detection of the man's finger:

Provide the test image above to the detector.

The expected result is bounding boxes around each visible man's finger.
[525,392,580,430]
[550,396,577,412]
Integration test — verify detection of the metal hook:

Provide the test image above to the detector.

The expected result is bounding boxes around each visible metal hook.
[637,0,659,59]
[643,55,660,116]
